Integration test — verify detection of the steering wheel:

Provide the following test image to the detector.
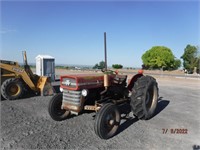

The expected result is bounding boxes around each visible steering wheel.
[101,68,118,75]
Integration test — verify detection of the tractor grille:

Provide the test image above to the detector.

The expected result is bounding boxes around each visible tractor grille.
[63,89,82,106]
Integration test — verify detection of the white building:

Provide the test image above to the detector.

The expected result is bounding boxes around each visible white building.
[35,55,55,81]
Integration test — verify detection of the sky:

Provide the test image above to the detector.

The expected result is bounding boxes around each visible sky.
[1,0,200,68]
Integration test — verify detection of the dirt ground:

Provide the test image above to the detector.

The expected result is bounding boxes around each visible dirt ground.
[1,70,200,150]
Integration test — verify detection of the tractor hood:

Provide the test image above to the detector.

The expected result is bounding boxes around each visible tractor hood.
[60,74,114,91]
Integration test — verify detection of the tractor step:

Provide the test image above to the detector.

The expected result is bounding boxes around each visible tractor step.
[84,105,101,111]
[84,105,96,111]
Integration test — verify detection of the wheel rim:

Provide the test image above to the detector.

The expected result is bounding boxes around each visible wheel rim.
[145,92,150,105]
[146,85,157,111]
[103,109,120,137]
[7,84,20,96]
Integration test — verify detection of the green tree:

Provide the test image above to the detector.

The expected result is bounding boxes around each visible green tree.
[99,61,105,69]
[93,63,99,69]
[93,61,105,69]
[112,64,123,69]
[181,44,199,72]
[174,59,181,70]
[142,46,181,70]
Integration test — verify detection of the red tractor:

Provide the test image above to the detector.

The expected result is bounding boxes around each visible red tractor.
[48,33,159,139]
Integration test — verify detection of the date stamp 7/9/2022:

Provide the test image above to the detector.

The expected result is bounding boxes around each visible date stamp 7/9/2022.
[162,128,188,134]
[162,128,200,150]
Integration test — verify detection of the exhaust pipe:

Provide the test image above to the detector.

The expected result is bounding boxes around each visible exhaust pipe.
[104,32,107,72]
[103,32,109,88]
[101,32,109,96]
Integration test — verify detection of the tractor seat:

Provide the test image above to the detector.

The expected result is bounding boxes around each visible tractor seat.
[113,75,127,85]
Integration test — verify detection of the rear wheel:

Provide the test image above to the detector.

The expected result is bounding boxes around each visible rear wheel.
[130,76,158,120]
[1,78,24,100]
[48,93,70,121]
[94,103,121,139]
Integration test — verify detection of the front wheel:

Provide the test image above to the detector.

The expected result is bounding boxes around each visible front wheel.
[48,93,70,121]
[94,103,121,139]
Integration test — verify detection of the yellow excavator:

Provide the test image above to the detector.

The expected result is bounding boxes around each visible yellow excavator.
[0,51,54,100]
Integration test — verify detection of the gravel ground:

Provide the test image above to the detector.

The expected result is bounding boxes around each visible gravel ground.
[1,74,200,150]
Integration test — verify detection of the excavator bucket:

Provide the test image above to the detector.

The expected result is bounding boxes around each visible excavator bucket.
[37,76,55,96]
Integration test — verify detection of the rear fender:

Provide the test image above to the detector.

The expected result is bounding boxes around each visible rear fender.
[127,74,143,91]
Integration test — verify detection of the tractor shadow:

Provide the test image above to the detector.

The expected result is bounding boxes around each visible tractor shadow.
[116,97,170,136]
[153,97,170,118]
[116,117,139,136]
[1,95,6,101]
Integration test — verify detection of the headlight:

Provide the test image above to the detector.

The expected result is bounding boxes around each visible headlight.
[81,89,88,97]
[60,87,63,92]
